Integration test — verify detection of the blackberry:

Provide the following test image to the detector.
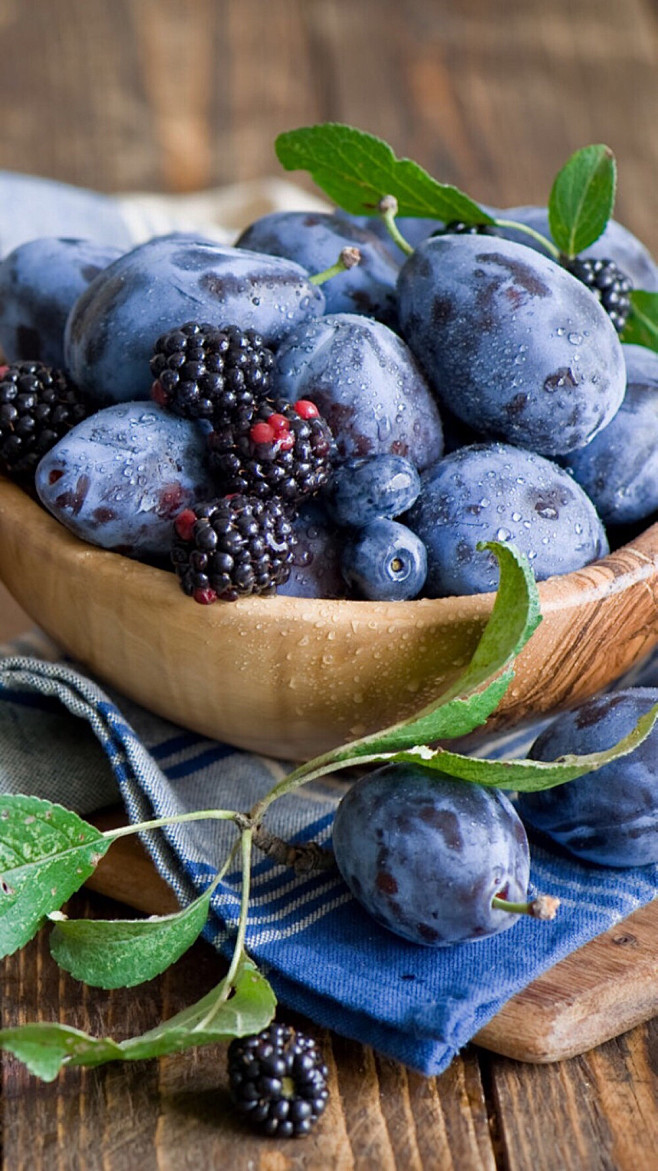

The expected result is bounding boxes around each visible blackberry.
[227,1023,329,1138]
[150,321,275,426]
[207,398,334,505]
[433,221,496,236]
[564,257,633,333]
[171,494,297,603]
[0,361,88,477]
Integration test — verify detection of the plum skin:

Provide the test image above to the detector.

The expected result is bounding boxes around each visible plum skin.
[35,401,214,558]
[272,313,444,470]
[397,234,626,456]
[64,234,326,406]
[404,442,608,597]
[517,688,658,867]
[332,764,530,946]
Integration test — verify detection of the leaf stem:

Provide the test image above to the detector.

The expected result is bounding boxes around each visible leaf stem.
[378,195,414,256]
[102,808,239,840]
[493,219,561,261]
[193,827,253,1032]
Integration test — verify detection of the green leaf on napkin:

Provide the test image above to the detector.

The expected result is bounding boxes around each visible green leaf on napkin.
[275,122,495,224]
[0,955,275,1080]
[0,796,111,958]
[621,291,658,351]
[548,144,616,257]
[49,887,213,988]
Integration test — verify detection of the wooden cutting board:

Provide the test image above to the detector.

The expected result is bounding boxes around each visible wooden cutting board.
[87,809,658,1066]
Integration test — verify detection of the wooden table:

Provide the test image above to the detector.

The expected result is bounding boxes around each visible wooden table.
[1,2,658,1166]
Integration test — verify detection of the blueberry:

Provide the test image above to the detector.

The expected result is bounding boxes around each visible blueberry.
[35,402,214,558]
[325,454,421,527]
[397,235,626,456]
[0,237,123,368]
[404,442,609,596]
[340,518,427,600]
[272,313,444,469]
[236,211,400,327]
[276,500,347,598]
[332,764,531,946]
[517,688,658,867]
[490,205,658,293]
[561,344,658,525]
[64,235,326,406]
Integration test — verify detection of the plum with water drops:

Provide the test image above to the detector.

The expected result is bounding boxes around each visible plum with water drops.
[332,764,533,946]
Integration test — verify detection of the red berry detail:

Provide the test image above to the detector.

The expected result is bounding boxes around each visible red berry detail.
[0,365,9,379]
[275,431,295,452]
[267,413,290,433]
[250,421,276,445]
[151,379,168,406]
[294,399,320,419]
[193,587,218,605]
[174,508,198,541]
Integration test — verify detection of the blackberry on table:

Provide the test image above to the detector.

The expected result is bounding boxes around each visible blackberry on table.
[564,256,633,333]
[0,361,88,477]
[150,321,275,426]
[227,1023,330,1138]
[207,398,335,505]
[171,494,297,603]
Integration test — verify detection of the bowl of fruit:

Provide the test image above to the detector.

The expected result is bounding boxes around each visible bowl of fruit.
[0,126,657,761]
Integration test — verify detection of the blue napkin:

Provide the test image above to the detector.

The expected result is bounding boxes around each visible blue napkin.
[1,632,657,1076]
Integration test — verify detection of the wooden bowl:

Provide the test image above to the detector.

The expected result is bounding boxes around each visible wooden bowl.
[1,475,657,761]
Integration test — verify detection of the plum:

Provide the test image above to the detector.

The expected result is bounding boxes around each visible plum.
[404,442,609,596]
[397,235,626,456]
[272,313,444,469]
[236,211,400,327]
[276,500,346,598]
[64,234,326,406]
[0,237,123,368]
[35,401,214,558]
[561,344,658,525]
[324,454,421,527]
[332,764,531,946]
[517,688,658,867]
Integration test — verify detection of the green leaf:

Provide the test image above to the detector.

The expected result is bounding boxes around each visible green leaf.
[386,700,658,790]
[118,955,275,1061]
[49,888,213,988]
[621,291,658,351]
[0,796,111,958]
[330,541,541,763]
[0,956,275,1081]
[275,123,495,224]
[548,144,616,257]
[0,1023,123,1082]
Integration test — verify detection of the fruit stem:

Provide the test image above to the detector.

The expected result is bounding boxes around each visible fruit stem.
[492,893,560,920]
[378,195,415,256]
[493,219,561,261]
[310,246,361,285]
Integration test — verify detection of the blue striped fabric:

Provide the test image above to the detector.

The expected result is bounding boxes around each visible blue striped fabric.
[0,640,657,1075]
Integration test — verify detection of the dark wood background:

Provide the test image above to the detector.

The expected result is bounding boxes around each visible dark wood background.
[1,1,658,1167]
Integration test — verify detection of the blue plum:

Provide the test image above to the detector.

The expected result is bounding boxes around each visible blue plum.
[517,688,658,867]
[64,235,326,406]
[340,518,427,600]
[0,171,135,257]
[561,344,658,525]
[404,442,609,596]
[491,205,658,292]
[397,235,626,456]
[334,210,444,262]
[276,500,346,598]
[332,764,531,946]
[272,313,444,469]
[236,211,400,327]
[325,454,421,527]
[35,402,214,558]
[0,237,123,368]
